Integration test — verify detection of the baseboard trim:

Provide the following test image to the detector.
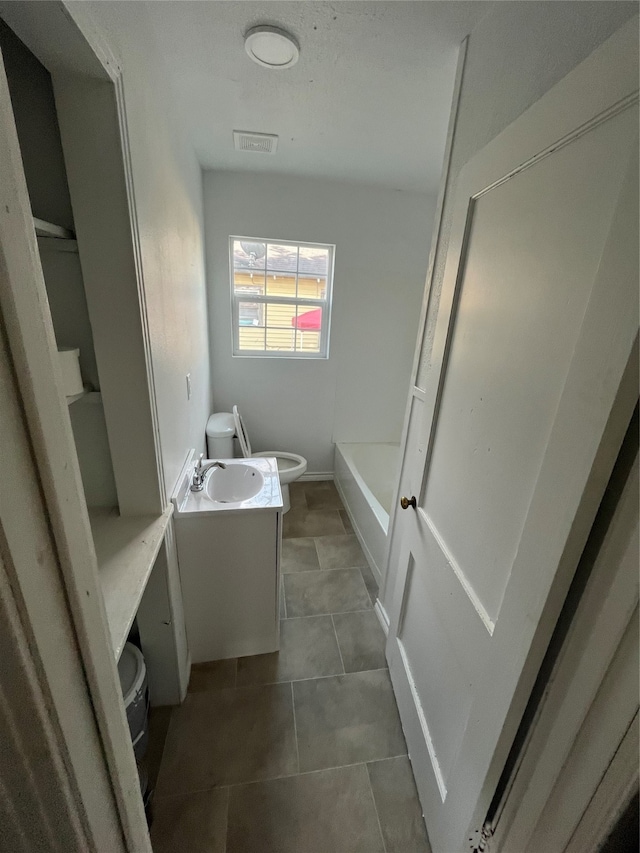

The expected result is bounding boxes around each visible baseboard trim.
[375,599,390,637]
[299,472,334,482]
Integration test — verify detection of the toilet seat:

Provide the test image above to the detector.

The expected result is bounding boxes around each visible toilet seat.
[251,451,307,485]
[233,405,253,458]
[232,406,308,485]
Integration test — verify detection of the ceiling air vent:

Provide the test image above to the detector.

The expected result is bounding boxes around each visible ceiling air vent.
[233,131,278,155]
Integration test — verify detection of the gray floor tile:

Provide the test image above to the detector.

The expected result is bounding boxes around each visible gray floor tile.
[155,683,297,795]
[279,575,286,618]
[288,481,307,510]
[332,610,387,672]
[293,670,406,772]
[367,757,432,853]
[237,616,343,685]
[151,788,228,853]
[315,533,368,569]
[283,508,345,539]
[284,569,371,617]
[304,481,344,511]
[339,509,354,533]
[188,658,237,693]
[227,765,384,853]
[360,562,379,605]
[281,537,320,573]
[303,480,337,494]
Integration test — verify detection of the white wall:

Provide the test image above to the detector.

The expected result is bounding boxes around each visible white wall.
[86,2,211,498]
[204,171,436,473]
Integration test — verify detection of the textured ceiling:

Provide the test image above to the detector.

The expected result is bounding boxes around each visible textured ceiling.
[110,2,492,192]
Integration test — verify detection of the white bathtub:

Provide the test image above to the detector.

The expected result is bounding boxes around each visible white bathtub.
[334,442,400,584]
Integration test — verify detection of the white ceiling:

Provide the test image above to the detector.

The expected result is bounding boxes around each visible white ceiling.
[125,2,491,193]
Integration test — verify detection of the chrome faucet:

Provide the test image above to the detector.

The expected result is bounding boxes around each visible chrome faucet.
[191,454,227,492]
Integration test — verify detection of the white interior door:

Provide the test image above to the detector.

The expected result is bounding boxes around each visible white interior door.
[386,21,639,853]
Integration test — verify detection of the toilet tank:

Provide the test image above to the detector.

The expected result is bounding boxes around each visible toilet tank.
[206,412,236,458]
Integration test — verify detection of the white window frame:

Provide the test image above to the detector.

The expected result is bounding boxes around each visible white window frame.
[230,236,335,359]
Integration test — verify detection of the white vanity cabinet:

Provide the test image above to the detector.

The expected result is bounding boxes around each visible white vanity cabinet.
[172,455,283,663]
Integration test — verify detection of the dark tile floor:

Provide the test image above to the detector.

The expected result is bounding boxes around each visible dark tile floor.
[151,481,431,853]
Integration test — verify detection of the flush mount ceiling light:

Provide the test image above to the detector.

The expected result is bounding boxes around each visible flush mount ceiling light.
[244,25,300,69]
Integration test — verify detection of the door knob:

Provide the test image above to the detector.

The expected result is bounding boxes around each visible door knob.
[400,496,417,510]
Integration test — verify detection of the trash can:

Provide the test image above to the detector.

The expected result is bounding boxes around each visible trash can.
[117,642,149,763]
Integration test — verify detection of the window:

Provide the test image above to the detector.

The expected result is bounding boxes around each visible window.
[230,237,334,358]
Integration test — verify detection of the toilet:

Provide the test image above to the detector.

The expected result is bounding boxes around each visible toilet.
[205,406,307,512]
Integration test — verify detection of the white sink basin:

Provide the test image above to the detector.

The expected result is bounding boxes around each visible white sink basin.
[206,464,264,503]
[172,454,283,516]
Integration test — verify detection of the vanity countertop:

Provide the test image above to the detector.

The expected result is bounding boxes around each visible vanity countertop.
[172,454,283,517]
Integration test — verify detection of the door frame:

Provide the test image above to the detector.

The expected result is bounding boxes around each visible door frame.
[0,315,125,852]
[491,444,639,853]
[0,0,167,516]
[378,34,468,621]
[383,15,639,852]
[0,3,164,849]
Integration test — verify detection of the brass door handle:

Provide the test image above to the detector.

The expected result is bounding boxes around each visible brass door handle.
[400,496,417,510]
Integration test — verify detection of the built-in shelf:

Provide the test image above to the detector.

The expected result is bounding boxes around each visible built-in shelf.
[67,389,102,407]
[67,387,89,405]
[89,505,173,659]
[37,234,79,253]
[33,216,75,240]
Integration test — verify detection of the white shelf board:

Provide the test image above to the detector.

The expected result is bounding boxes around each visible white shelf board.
[66,388,101,406]
[89,505,173,659]
[67,387,89,405]
[33,216,75,240]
